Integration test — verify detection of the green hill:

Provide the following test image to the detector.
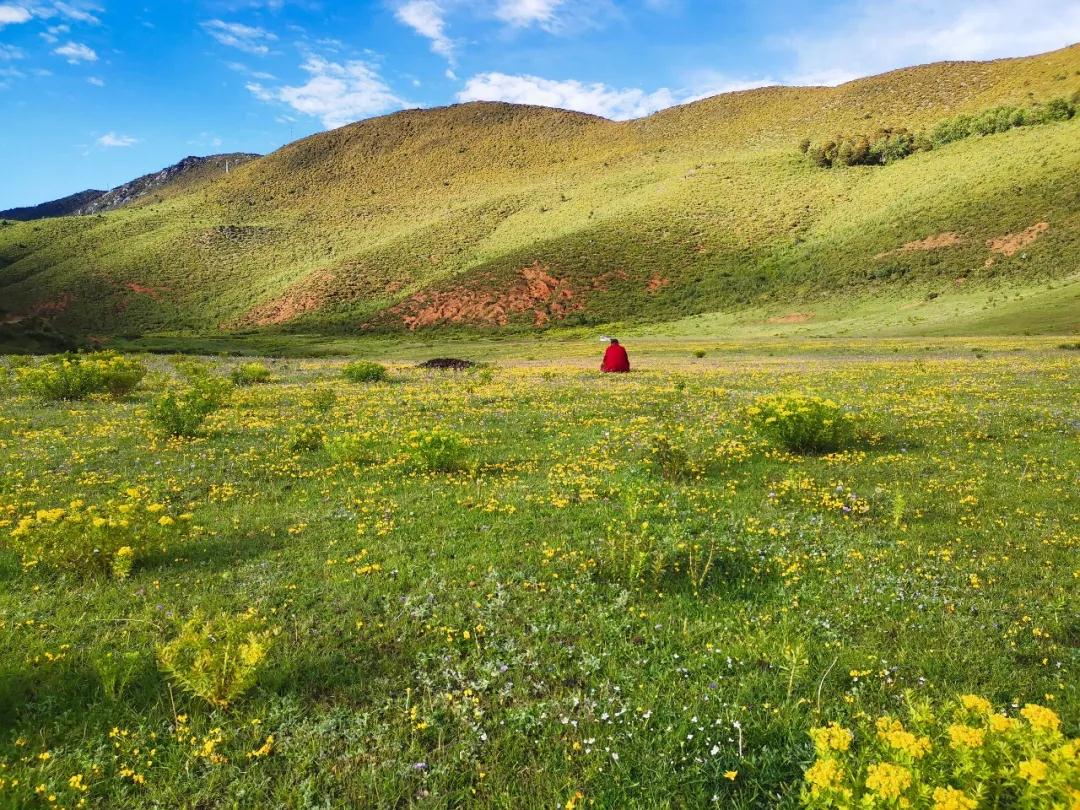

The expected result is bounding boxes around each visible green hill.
[1,45,1078,340]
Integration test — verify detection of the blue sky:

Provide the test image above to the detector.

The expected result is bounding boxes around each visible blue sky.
[1,0,1079,210]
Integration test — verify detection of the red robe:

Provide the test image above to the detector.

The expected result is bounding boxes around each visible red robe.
[601,343,630,373]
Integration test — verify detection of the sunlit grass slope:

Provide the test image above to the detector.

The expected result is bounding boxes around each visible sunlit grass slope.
[0,45,1078,338]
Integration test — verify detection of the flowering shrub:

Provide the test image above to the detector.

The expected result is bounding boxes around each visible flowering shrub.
[288,424,325,452]
[150,377,232,437]
[342,361,387,383]
[17,352,146,401]
[644,434,697,481]
[230,362,271,386]
[801,695,1079,809]
[157,609,275,709]
[404,426,470,472]
[746,393,859,453]
[326,431,380,465]
[5,487,191,577]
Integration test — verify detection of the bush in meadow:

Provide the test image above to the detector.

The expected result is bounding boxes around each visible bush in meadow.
[157,609,275,708]
[342,361,387,383]
[150,377,232,437]
[645,434,696,481]
[800,695,1079,808]
[230,362,271,386]
[746,393,859,453]
[5,486,191,578]
[288,424,325,452]
[404,426,470,472]
[17,352,146,401]
[326,431,381,465]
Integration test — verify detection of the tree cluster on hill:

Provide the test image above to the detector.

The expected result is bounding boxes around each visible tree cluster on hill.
[800,94,1078,168]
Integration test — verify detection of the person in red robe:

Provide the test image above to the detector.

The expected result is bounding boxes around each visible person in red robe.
[600,338,630,373]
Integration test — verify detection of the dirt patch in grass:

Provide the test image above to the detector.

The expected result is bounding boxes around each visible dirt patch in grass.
[875,232,965,259]
[646,275,671,293]
[391,261,583,330]
[239,272,334,327]
[29,293,73,317]
[767,312,813,324]
[418,358,476,370]
[125,282,164,300]
[987,222,1049,257]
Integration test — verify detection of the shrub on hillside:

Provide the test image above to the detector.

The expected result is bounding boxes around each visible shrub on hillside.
[804,96,1076,168]
[6,486,190,578]
[800,695,1078,808]
[746,393,859,453]
[157,609,275,709]
[230,362,271,386]
[18,353,146,401]
[150,377,232,437]
[342,361,387,383]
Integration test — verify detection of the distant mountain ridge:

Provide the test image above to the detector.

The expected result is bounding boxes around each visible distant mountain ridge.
[0,189,106,222]
[0,153,262,222]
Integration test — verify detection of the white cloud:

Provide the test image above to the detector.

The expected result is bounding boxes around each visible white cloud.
[0,4,32,25]
[53,41,97,62]
[52,2,99,24]
[0,44,25,59]
[96,132,139,147]
[493,0,563,28]
[201,19,278,56]
[86,75,103,85]
[457,72,684,119]
[247,56,409,129]
[780,0,1080,87]
[40,23,70,43]
[396,0,453,60]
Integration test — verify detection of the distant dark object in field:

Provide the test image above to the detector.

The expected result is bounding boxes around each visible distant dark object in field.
[418,358,476,370]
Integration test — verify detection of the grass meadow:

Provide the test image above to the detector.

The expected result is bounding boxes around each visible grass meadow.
[0,338,1076,807]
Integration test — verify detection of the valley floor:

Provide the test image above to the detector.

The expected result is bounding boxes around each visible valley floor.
[0,339,1077,807]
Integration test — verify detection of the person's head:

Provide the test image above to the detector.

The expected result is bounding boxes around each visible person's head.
[610,338,619,345]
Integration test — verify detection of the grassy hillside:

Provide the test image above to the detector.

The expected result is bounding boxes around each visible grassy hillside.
[0,45,1078,339]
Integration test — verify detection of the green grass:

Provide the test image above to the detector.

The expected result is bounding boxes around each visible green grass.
[1,46,1078,342]
[0,339,1076,807]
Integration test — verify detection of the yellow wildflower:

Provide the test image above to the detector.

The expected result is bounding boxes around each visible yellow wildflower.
[1018,758,1048,784]
[959,695,992,715]
[811,722,853,754]
[1020,704,1061,733]
[947,724,985,749]
[804,758,844,794]
[932,786,977,810]
[865,762,912,799]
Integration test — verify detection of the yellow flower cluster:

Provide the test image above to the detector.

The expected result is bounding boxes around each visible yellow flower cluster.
[801,695,1078,809]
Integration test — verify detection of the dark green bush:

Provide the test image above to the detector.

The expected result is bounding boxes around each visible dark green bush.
[231,362,271,386]
[150,378,232,437]
[342,361,387,383]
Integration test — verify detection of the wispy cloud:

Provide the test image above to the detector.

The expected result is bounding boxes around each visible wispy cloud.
[395,0,454,61]
[0,44,26,60]
[0,4,32,26]
[779,0,1080,86]
[96,132,139,147]
[247,56,410,129]
[201,19,278,55]
[458,72,678,119]
[53,41,97,63]
[456,70,778,120]
[493,0,563,28]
